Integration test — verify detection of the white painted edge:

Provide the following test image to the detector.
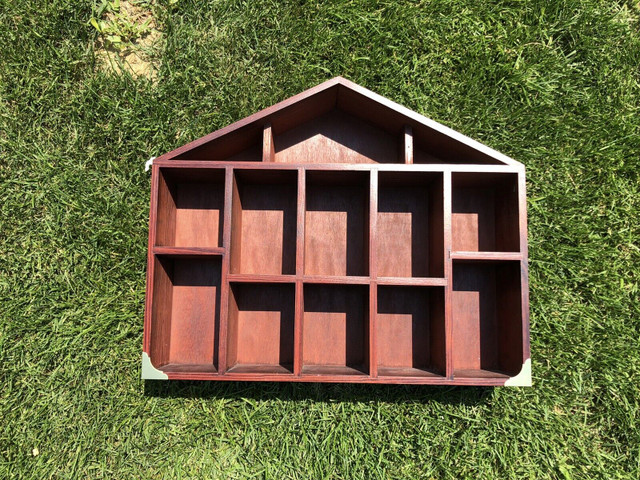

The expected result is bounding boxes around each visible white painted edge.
[145,157,156,172]
[141,352,168,380]
[504,358,532,387]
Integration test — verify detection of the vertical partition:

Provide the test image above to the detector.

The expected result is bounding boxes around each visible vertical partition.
[217,166,234,374]
[443,171,453,379]
[369,170,378,378]
[294,169,306,375]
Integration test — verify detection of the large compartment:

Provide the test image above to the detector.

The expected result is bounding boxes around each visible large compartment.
[227,283,295,374]
[376,286,445,377]
[304,171,370,277]
[452,261,523,377]
[149,256,221,373]
[302,284,369,375]
[230,169,298,275]
[377,172,444,278]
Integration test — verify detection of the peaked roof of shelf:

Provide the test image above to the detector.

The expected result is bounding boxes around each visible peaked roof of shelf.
[157,76,521,167]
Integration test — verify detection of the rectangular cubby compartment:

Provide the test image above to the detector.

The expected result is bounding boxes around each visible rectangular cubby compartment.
[305,171,370,277]
[377,286,445,376]
[452,261,523,377]
[227,283,295,374]
[230,169,297,275]
[303,284,369,375]
[156,168,225,247]
[452,172,520,252]
[150,256,221,373]
[377,172,444,278]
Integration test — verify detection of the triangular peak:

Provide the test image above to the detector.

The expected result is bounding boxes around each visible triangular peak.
[161,77,519,167]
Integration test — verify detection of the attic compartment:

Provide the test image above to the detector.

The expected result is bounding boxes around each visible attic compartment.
[273,108,401,164]
[173,124,262,161]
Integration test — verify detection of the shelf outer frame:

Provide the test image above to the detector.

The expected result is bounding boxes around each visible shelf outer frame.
[143,162,530,386]
[142,78,530,386]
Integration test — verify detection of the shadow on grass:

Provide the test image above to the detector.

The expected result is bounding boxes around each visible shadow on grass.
[144,380,493,406]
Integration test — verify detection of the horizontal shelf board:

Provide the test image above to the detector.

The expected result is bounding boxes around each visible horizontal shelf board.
[302,275,370,285]
[376,277,447,286]
[227,274,296,283]
[226,363,294,375]
[450,251,522,261]
[162,372,511,384]
[302,365,368,376]
[377,366,443,378]
[453,368,511,379]
[153,246,225,256]
[160,363,218,374]
[154,159,522,174]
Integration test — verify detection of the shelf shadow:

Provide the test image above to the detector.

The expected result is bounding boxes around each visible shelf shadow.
[144,379,493,406]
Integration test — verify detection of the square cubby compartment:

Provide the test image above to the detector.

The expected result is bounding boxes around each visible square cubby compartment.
[452,172,520,252]
[156,168,225,248]
[149,256,221,373]
[230,169,297,275]
[302,284,369,375]
[227,283,295,374]
[377,172,444,278]
[305,171,369,276]
[452,261,523,377]
[376,286,445,377]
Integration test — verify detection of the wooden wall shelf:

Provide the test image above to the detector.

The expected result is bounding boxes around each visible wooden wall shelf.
[143,78,531,386]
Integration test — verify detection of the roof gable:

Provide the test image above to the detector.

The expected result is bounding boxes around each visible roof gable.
[157,77,520,167]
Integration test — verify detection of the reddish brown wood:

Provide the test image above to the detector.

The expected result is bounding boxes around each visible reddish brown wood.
[304,171,369,276]
[403,125,413,164]
[452,173,520,252]
[302,284,369,375]
[263,123,275,162]
[143,78,530,385]
[368,171,378,377]
[152,256,221,369]
[216,167,234,374]
[153,246,225,257]
[275,109,398,164]
[443,171,453,379]
[376,172,443,278]
[451,261,522,376]
[156,168,225,248]
[230,169,297,275]
[227,283,295,373]
[376,286,445,376]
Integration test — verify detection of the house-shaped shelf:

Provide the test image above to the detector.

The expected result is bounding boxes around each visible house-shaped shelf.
[143,77,531,386]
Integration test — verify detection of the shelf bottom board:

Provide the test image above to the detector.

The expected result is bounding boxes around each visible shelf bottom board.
[302,365,368,376]
[377,366,442,377]
[453,368,511,379]
[160,363,218,373]
[226,363,294,375]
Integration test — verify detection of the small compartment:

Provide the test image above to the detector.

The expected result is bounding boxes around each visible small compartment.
[377,286,445,376]
[302,284,369,375]
[227,283,295,374]
[230,169,297,275]
[452,173,520,252]
[149,256,221,372]
[377,172,444,278]
[156,168,225,248]
[305,171,369,276]
[452,261,523,377]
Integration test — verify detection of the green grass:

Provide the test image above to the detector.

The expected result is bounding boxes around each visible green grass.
[1,0,639,477]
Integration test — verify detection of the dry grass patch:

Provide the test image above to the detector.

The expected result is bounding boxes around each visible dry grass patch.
[92,0,161,80]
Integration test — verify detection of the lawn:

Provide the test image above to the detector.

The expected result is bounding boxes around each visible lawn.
[1,0,639,478]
